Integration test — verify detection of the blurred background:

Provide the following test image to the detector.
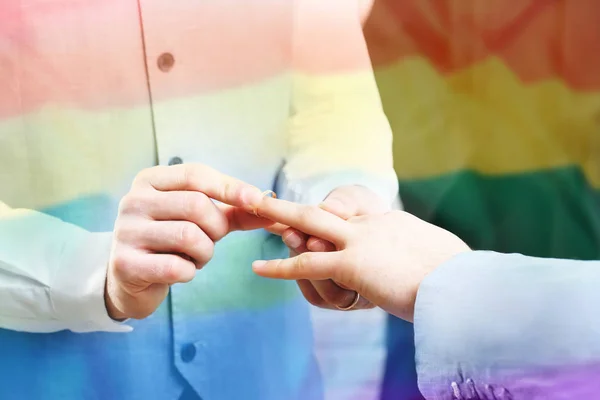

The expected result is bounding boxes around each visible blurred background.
[314,1,600,399]
[359,1,600,399]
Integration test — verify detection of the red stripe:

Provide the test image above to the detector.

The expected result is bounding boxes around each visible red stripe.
[1,0,371,118]
[364,0,600,91]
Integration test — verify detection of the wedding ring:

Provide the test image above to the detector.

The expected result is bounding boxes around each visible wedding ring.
[336,291,360,311]
[261,190,277,199]
[253,190,277,216]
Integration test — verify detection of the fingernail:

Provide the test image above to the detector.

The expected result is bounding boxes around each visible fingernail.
[309,240,326,252]
[283,232,303,249]
[252,260,267,269]
[241,187,263,207]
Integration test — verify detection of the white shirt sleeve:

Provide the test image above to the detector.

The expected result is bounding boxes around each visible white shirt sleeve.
[0,202,131,333]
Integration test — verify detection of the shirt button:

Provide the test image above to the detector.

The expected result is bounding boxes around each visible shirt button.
[180,343,197,363]
[157,52,175,72]
[168,156,183,166]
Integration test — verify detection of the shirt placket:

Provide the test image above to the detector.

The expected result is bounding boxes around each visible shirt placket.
[137,0,187,168]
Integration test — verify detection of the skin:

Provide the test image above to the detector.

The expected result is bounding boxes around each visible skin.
[251,196,471,322]
[274,185,389,310]
[104,163,382,320]
[105,164,272,320]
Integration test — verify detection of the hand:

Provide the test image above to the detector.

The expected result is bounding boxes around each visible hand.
[251,196,470,321]
[277,185,388,310]
[105,164,270,320]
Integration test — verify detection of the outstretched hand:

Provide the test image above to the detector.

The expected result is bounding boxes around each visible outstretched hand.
[270,185,388,310]
[251,196,470,321]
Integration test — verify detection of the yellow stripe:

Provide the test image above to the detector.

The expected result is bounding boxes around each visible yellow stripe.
[375,57,600,188]
[0,75,290,210]
[0,70,395,210]
[285,70,394,181]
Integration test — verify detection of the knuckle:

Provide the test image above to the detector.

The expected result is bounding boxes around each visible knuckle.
[298,205,318,225]
[178,223,201,248]
[222,181,234,197]
[221,180,240,202]
[111,252,133,281]
[114,219,145,246]
[181,164,195,186]
[326,287,353,305]
[195,237,215,267]
[182,163,207,188]
[305,293,327,308]
[331,252,355,282]
[161,258,180,282]
[210,215,229,241]
[118,194,146,215]
[112,222,128,242]
[295,252,313,274]
[182,192,205,220]
[342,250,359,270]
[133,167,154,186]
[177,264,196,283]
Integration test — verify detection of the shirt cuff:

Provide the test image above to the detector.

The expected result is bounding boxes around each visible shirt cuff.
[52,232,132,333]
[276,169,400,208]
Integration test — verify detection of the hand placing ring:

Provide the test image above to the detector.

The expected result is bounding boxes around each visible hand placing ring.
[335,291,360,311]
[253,190,277,217]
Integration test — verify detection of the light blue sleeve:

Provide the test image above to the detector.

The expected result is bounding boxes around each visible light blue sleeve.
[414,251,600,400]
[275,169,400,209]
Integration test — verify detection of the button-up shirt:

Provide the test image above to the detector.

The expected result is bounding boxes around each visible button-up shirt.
[0,1,398,399]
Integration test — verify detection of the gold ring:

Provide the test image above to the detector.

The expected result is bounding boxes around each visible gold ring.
[253,190,277,217]
[336,292,360,311]
[261,190,277,198]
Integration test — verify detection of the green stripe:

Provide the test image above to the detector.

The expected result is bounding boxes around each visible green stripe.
[399,165,600,260]
[172,231,300,315]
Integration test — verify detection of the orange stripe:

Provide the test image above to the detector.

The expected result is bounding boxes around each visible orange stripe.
[364,0,600,91]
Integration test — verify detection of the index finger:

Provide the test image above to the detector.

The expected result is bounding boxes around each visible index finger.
[252,251,344,281]
[135,164,263,208]
[254,196,350,246]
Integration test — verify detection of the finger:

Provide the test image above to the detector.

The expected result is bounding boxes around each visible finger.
[264,222,290,236]
[306,237,336,252]
[115,252,197,286]
[138,191,229,241]
[296,279,335,309]
[304,235,360,308]
[320,185,387,219]
[351,293,376,309]
[309,279,362,309]
[252,251,343,280]
[218,204,276,233]
[319,194,358,220]
[254,196,350,246]
[281,228,309,253]
[134,164,263,209]
[119,220,215,268]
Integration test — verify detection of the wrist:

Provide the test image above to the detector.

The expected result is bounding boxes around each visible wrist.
[104,279,127,321]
